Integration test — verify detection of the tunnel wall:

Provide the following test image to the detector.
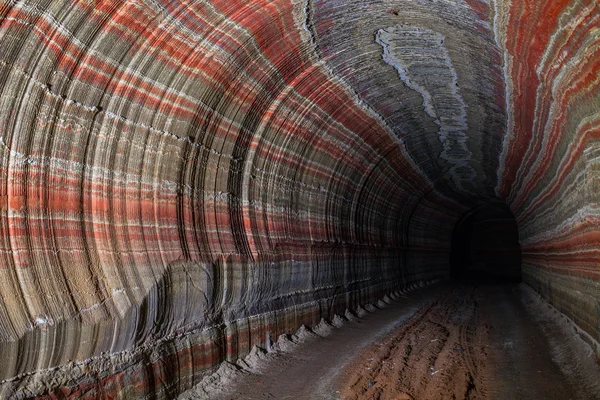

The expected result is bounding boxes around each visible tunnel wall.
[0,1,459,397]
[494,0,600,355]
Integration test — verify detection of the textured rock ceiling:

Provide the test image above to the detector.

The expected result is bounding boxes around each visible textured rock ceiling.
[0,0,598,397]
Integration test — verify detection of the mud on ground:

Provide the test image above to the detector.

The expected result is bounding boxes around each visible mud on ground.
[337,286,492,400]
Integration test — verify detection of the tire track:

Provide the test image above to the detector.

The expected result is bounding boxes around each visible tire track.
[338,286,491,400]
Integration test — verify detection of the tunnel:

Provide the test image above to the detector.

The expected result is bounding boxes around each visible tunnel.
[0,0,599,398]
[450,202,521,282]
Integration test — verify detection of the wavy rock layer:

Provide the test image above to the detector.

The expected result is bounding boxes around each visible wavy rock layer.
[497,0,600,358]
[0,0,598,397]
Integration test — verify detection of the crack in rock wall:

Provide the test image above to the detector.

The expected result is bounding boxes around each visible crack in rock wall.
[0,0,598,397]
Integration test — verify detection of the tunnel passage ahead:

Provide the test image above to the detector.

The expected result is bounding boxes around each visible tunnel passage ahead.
[450,203,521,282]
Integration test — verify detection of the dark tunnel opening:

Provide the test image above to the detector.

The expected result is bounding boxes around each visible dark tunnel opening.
[450,203,522,283]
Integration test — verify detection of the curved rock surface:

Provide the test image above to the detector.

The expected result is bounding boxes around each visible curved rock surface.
[0,0,598,397]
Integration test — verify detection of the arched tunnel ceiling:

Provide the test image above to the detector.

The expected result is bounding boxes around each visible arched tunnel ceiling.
[0,0,598,397]
[312,0,507,198]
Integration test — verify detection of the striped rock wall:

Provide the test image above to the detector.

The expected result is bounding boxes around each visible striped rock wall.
[0,0,597,397]
[495,0,600,357]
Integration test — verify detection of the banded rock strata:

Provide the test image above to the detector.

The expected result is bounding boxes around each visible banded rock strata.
[0,0,598,397]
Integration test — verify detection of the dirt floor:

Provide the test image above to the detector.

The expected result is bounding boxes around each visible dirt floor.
[179,283,600,400]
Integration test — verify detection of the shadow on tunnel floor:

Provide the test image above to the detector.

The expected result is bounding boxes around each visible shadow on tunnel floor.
[450,270,522,285]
